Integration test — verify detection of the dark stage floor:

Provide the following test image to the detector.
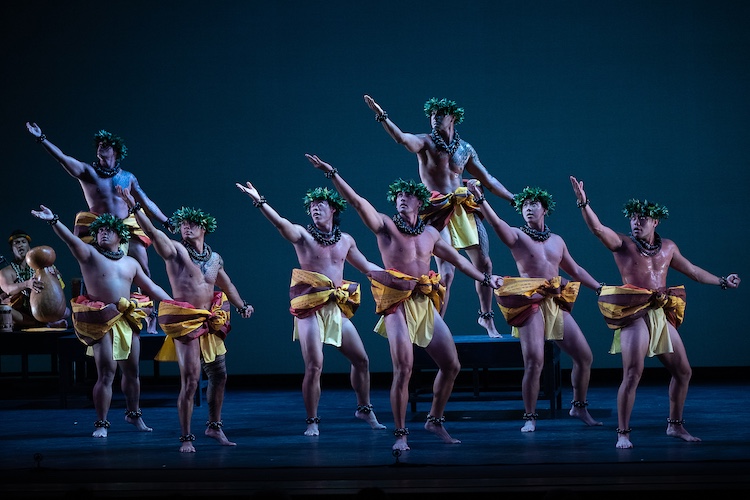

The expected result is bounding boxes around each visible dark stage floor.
[1,368,749,499]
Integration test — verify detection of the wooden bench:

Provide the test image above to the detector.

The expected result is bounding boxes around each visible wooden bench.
[409,334,562,413]
[0,328,74,380]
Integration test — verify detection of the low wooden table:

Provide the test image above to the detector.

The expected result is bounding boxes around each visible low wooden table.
[409,334,562,413]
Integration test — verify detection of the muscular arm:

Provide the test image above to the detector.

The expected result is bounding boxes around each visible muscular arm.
[236,182,305,244]
[570,176,623,251]
[344,236,383,275]
[559,244,601,290]
[31,205,93,263]
[306,154,388,234]
[128,175,169,224]
[215,267,253,318]
[470,186,519,247]
[132,265,171,302]
[26,123,89,178]
[669,246,739,288]
[463,145,514,202]
[118,187,178,260]
[363,95,425,153]
[433,237,487,282]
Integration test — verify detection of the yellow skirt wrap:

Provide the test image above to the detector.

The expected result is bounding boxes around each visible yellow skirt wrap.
[494,277,579,340]
[71,295,149,360]
[420,187,481,249]
[369,269,443,348]
[288,269,360,319]
[74,211,152,247]
[597,284,686,357]
[155,291,230,363]
[293,301,345,347]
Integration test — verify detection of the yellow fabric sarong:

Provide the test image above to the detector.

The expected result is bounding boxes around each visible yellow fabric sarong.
[293,301,345,347]
[420,187,482,249]
[369,269,444,348]
[289,269,360,319]
[494,277,579,340]
[70,295,148,360]
[74,211,152,247]
[155,291,230,363]
[597,284,686,357]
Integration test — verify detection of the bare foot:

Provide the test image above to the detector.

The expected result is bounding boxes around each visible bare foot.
[424,420,461,444]
[392,437,410,451]
[569,406,603,426]
[179,441,196,453]
[92,427,108,438]
[666,423,701,442]
[521,420,536,433]
[205,426,237,446]
[355,408,386,430]
[304,422,319,436]
[478,315,502,338]
[125,413,153,432]
[616,433,633,449]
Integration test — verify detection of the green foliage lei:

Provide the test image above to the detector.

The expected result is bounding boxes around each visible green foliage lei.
[622,199,669,220]
[93,130,128,160]
[423,98,465,124]
[171,207,218,233]
[89,213,131,242]
[387,179,431,210]
[512,186,556,215]
[303,187,347,215]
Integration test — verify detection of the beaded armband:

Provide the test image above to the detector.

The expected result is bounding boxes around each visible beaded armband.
[36,134,47,144]
[236,300,250,314]
[129,202,142,215]
[473,195,485,204]
[576,198,590,208]
[719,276,729,290]
[596,282,605,296]
[253,196,267,208]
[375,112,389,122]
[47,214,60,226]
[479,272,492,287]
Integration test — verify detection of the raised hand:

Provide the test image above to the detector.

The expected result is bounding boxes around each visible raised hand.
[26,122,42,139]
[569,176,588,205]
[30,204,54,221]
[305,153,335,175]
[363,94,384,115]
[235,181,261,202]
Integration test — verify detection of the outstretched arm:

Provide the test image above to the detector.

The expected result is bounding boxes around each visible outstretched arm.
[132,265,171,302]
[306,154,387,234]
[467,181,518,247]
[463,147,515,202]
[117,186,178,260]
[570,176,623,251]
[669,248,741,289]
[363,95,425,154]
[559,243,602,291]
[235,181,306,244]
[30,205,93,262]
[345,236,383,275]
[26,122,89,178]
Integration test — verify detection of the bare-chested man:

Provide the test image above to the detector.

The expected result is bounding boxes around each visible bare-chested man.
[0,229,68,329]
[570,176,741,448]
[307,154,503,451]
[468,182,603,432]
[364,95,516,338]
[119,188,254,452]
[31,205,171,438]
[236,180,385,437]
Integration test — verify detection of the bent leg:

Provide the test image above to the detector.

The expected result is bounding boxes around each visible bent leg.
[465,221,501,338]
[118,336,152,432]
[658,327,700,443]
[202,354,236,445]
[557,313,601,426]
[423,315,461,444]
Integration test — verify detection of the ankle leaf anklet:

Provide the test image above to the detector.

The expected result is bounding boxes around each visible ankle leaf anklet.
[393,427,409,437]
[206,420,224,430]
[478,309,495,320]
[522,412,539,420]
[666,418,685,425]
[94,420,110,428]
[426,414,446,425]
[356,404,373,414]
[125,409,142,419]
[616,427,632,434]
[179,434,196,442]
[305,416,321,425]
[571,400,589,408]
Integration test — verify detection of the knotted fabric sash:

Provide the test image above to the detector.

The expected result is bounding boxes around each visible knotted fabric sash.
[420,186,483,249]
[155,291,231,363]
[71,294,149,360]
[494,276,579,340]
[289,269,360,319]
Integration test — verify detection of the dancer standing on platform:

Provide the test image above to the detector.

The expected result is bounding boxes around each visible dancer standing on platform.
[364,95,516,338]
[236,180,386,437]
[119,187,254,452]
[570,176,740,448]
[31,205,171,438]
[467,182,603,432]
[307,153,503,451]
[26,123,172,332]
